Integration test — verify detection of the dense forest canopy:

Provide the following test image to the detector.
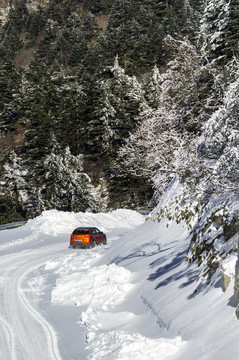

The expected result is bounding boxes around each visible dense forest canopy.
[0,0,239,224]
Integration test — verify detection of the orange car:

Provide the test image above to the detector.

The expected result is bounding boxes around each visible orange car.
[69,227,107,248]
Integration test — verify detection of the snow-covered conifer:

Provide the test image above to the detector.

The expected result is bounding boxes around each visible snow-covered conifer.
[196,77,239,193]
[200,0,239,61]
[39,141,99,213]
[0,151,28,204]
[88,57,145,155]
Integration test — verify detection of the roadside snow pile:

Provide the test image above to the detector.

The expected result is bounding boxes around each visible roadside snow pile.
[26,208,144,236]
[48,249,186,360]
[0,208,144,250]
[51,263,133,308]
[220,254,238,291]
[87,331,184,360]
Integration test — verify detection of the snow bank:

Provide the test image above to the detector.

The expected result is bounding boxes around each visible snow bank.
[51,263,133,308]
[221,254,237,279]
[87,331,184,360]
[2,184,239,360]
[26,208,145,236]
[0,208,144,250]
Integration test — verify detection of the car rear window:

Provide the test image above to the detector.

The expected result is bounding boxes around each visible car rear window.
[73,230,90,235]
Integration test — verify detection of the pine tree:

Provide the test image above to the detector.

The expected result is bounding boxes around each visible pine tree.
[0,195,25,224]
[50,69,85,153]
[0,151,29,212]
[40,142,99,212]
[22,59,59,162]
[223,0,239,58]
[0,59,21,133]
[86,57,145,161]
[200,0,239,62]
[1,0,29,54]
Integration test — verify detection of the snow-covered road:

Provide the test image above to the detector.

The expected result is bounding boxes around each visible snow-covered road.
[0,245,65,360]
[2,209,179,360]
[1,205,239,360]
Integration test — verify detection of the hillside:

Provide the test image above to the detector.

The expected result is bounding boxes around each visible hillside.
[1,1,239,222]
[0,0,206,221]
[0,0,238,225]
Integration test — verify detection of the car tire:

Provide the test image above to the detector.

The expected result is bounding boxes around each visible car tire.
[92,240,96,248]
[103,237,107,245]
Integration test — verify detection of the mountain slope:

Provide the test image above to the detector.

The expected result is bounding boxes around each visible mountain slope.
[0,0,203,221]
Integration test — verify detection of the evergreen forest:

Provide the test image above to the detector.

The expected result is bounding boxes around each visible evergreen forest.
[0,0,239,223]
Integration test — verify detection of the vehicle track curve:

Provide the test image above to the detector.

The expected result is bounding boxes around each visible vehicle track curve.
[0,246,65,360]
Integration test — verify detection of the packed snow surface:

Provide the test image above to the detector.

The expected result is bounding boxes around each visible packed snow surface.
[0,204,239,359]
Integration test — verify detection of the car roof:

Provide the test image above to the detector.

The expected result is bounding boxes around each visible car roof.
[75,227,96,230]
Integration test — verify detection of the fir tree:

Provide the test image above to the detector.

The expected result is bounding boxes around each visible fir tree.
[86,57,145,161]
[40,142,99,212]
[0,59,21,133]
[200,0,239,62]
[223,0,239,58]
[0,151,28,214]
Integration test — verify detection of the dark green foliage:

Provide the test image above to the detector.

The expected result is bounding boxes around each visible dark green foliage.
[22,58,84,162]
[108,173,154,209]
[82,0,113,14]
[0,59,22,133]
[0,195,25,225]
[26,12,45,39]
[223,0,239,58]
[1,1,29,57]
[202,0,239,62]
[21,60,54,162]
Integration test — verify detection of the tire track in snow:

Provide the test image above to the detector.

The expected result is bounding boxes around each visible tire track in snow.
[18,264,62,360]
[0,315,17,360]
[0,247,64,360]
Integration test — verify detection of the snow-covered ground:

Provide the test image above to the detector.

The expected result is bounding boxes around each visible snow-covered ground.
[1,196,239,359]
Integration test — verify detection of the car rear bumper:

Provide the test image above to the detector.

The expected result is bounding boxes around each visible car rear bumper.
[69,243,92,248]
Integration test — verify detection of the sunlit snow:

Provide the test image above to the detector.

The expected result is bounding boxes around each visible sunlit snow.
[0,197,239,359]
